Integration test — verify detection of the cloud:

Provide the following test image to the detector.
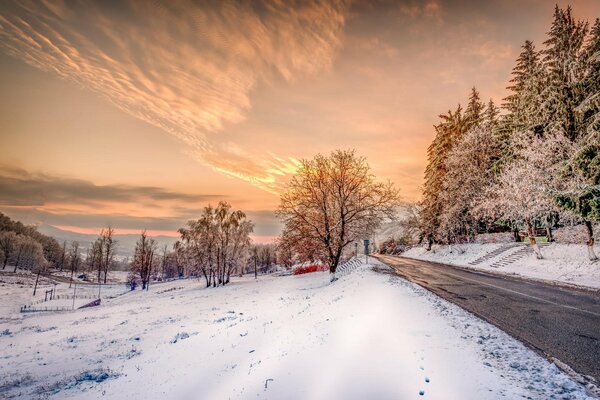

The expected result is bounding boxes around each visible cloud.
[0,165,282,238]
[0,0,349,193]
[0,165,220,207]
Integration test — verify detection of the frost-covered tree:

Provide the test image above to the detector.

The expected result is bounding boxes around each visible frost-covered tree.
[178,202,253,287]
[0,231,17,270]
[12,234,45,272]
[441,124,500,241]
[278,149,399,278]
[420,105,467,248]
[480,132,572,258]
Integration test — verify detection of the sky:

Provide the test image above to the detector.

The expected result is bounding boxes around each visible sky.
[1,0,599,243]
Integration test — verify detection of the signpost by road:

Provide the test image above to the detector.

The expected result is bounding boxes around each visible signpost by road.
[364,239,370,263]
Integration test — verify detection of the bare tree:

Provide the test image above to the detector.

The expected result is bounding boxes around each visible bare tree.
[101,228,116,284]
[278,150,400,279]
[131,231,157,290]
[160,244,168,281]
[68,241,81,288]
[57,241,67,271]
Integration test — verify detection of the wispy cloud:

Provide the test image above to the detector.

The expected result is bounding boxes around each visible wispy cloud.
[0,165,220,207]
[0,0,348,193]
[0,165,281,237]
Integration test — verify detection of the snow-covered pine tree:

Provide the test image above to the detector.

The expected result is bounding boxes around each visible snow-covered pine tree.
[577,18,600,137]
[420,99,474,248]
[503,40,546,134]
[437,89,490,245]
[555,135,600,260]
[542,5,589,141]
[465,87,485,130]
[553,17,600,260]
[484,99,500,129]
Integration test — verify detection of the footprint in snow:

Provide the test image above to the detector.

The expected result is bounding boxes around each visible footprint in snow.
[419,389,425,396]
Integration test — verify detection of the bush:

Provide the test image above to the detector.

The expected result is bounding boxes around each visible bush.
[293,264,327,275]
[126,272,138,290]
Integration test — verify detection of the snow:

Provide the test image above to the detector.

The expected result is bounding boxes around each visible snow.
[402,243,600,290]
[0,261,593,399]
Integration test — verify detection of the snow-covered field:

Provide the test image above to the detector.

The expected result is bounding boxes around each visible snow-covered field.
[403,243,600,290]
[0,261,593,399]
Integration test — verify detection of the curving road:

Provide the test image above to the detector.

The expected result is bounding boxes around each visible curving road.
[374,254,600,387]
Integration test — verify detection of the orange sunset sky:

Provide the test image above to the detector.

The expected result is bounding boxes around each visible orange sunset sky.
[1,0,599,242]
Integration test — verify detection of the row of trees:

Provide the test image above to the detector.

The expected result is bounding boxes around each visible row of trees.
[420,6,600,260]
[128,151,401,287]
[0,212,65,272]
[129,201,254,289]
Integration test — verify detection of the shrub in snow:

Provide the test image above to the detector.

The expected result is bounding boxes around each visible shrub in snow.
[293,265,326,275]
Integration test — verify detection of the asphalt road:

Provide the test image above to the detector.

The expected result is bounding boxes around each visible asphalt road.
[374,254,600,386]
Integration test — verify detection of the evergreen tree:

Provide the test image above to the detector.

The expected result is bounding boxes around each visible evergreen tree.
[503,40,546,134]
[577,18,600,136]
[555,135,600,260]
[465,87,485,129]
[484,99,500,128]
[542,6,589,141]
[420,105,467,248]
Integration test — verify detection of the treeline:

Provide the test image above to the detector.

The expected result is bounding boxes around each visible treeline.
[420,6,600,260]
[0,212,63,272]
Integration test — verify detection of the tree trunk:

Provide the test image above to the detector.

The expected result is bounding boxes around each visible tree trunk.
[254,259,257,279]
[69,267,74,289]
[513,227,521,242]
[203,268,209,287]
[2,257,7,270]
[545,226,553,243]
[426,235,432,251]
[526,220,543,259]
[584,220,598,261]
[329,260,337,282]
[14,249,21,272]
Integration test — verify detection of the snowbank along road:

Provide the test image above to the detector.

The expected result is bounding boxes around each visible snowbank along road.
[374,254,600,390]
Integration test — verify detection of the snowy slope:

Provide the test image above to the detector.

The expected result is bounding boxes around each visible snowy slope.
[0,261,593,399]
[403,243,600,290]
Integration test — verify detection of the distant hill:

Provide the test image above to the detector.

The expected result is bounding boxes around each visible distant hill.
[37,225,179,258]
